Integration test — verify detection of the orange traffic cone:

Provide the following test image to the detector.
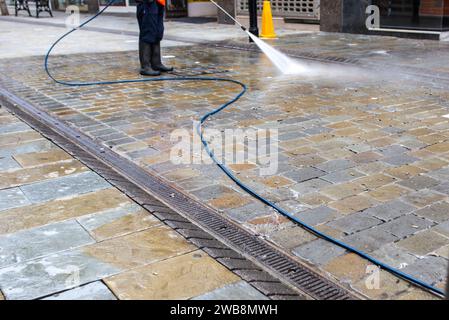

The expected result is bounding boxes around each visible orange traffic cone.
[260,1,277,39]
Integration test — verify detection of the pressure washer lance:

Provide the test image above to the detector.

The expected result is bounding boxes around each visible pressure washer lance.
[209,0,248,32]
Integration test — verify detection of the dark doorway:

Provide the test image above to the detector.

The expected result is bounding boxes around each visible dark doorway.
[372,0,449,31]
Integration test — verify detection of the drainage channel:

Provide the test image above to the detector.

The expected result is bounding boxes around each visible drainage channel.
[0,84,359,301]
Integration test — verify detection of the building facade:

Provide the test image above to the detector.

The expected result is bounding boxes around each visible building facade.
[320,0,449,36]
[9,0,449,33]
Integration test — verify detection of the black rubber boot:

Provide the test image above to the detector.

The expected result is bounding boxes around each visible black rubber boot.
[139,41,160,76]
[151,41,173,72]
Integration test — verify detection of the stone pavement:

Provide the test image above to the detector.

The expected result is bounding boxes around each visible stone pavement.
[0,107,269,300]
[1,19,449,299]
[0,19,189,59]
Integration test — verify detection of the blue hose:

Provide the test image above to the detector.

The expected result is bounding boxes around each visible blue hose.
[44,0,445,298]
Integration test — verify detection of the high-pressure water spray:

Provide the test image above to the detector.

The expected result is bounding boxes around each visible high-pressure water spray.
[209,0,304,74]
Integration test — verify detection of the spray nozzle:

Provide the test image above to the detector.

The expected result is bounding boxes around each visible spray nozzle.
[240,26,247,31]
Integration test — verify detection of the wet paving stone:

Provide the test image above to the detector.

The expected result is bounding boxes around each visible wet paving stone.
[12,149,73,168]
[384,164,427,180]
[19,171,111,203]
[396,230,449,256]
[105,251,239,300]
[293,206,341,226]
[329,195,379,215]
[323,253,371,287]
[0,140,55,157]
[398,175,440,191]
[81,226,196,271]
[0,220,94,268]
[275,199,309,215]
[0,226,196,300]
[164,167,201,182]
[178,175,218,191]
[364,200,416,221]
[209,193,251,210]
[414,202,449,223]
[327,212,382,235]
[0,188,130,236]
[367,184,410,202]
[431,181,449,195]
[320,182,366,200]
[278,131,307,141]
[227,202,276,223]
[415,158,448,172]
[376,214,434,239]
[314,159,356,173]
[192,280,267,300]
[402,256,448,285]
[371,244,418,270]
[433,221,449,238]
[355,174,396,190]
[0,188,31,212]
[191,184,235,201]
[427,167,449,181]
[0,157,20,171]
[0,122,30,135]
[434,245,449,260]
[43,281,116,300]
[76,203,161,241]
[343,228,399,253]
[267,226,316,251]
[0,160,88,189]
[321,168,365,184]
[293,239,346,266]
[383,154,420,166]
[378,145,409,157]
[282,167,326,183]
[0,248,121,300]
[289,178,332,196]
[402,189,446,208]
[353,269,416,300]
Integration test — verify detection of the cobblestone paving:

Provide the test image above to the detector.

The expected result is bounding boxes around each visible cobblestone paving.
[1,32,449,299]
[0,108,267,300]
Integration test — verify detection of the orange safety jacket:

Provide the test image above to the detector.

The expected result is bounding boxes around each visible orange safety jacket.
[136,0,166,5]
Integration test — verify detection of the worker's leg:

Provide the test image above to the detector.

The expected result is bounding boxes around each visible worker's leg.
[151,41,173,72]
[137,2,161,76]
[151,3,173,72]
[139,40,160,76]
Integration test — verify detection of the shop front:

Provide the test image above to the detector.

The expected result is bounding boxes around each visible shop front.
[49,0,88,12]
[320,0,448,37]
[372,0,449,31]
[45,0,187,16]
